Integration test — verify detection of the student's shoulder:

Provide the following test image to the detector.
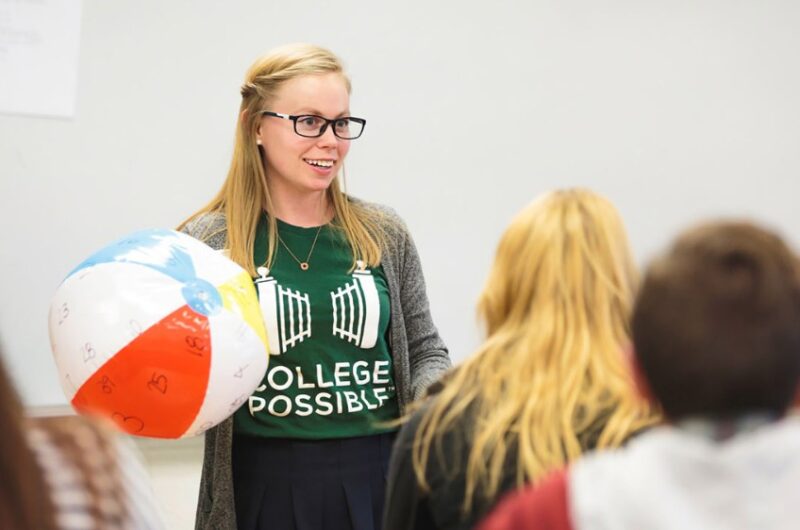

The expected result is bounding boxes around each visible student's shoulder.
[397,368,461,440]
[477,469,572,530]
[348,196,409,235]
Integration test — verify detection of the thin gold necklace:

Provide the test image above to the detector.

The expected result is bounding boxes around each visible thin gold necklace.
[277,225,324,271]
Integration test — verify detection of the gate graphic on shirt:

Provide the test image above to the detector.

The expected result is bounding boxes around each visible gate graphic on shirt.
[255,268,311,355]
[330,261,380,349]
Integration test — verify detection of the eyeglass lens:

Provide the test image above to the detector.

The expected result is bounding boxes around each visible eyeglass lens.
[295,115,364,139]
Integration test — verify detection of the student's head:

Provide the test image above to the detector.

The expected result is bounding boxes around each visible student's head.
[478,188,637,341]
[632,221,800,420]
[414,188,657,511]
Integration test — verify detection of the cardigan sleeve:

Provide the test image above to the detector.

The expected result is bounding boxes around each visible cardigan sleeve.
[393,215,452,400]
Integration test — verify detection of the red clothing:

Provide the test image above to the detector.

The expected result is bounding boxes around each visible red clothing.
[480,419,800,530]
[478,470,573,530]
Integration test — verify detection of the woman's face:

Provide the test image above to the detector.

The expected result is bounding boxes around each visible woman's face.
[257,73,352,198]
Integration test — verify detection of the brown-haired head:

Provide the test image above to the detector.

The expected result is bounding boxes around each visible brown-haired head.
[632,221,800,420]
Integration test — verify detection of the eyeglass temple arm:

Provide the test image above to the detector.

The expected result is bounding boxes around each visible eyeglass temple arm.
[261,111,293,120]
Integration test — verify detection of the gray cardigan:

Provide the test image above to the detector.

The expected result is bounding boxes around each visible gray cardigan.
[182,201,451,530]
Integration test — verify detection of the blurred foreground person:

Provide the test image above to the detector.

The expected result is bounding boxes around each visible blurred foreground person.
[0,347,164,530]
[480,220,800,530]
[383,189,659,530]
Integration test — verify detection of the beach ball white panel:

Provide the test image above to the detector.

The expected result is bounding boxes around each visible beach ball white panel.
[183,310,269,437]
[49,261,185,400]
[179,235,242,285]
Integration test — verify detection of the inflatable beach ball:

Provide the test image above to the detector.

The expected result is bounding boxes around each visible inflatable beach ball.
[48,229,269,439]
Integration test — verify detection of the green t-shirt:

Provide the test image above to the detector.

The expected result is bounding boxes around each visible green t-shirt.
[233,217,400,439]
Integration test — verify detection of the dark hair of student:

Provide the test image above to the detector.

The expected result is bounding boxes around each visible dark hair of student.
[632,221,800,419]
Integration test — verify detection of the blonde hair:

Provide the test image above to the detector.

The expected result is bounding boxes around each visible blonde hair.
[178,43,383,275]
[412,188,659,512]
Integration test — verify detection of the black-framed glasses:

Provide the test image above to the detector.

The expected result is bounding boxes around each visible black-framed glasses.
[262,111,366,140]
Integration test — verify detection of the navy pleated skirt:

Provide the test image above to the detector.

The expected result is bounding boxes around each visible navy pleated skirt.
[232,431,396,530]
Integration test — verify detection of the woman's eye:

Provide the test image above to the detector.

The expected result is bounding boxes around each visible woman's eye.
[299,116,319,127]
[334,119,350,130]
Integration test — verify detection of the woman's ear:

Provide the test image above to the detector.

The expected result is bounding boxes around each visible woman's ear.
[242,109,263,145]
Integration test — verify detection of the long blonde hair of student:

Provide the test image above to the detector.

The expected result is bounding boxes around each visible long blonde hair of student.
[412,188,658,511]
[178,43,383,276]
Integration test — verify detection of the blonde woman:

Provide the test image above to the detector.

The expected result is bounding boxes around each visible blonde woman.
[382,189,659,530]
[179,43,450,530]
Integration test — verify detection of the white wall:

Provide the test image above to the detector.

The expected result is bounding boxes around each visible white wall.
[134,436,203,530]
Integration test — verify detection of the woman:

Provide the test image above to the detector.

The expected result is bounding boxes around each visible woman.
[179,43,450,530]
[382,189,660,530]
[0,347,164,529]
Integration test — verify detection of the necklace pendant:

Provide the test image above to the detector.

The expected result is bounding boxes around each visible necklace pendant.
[300,262,309,271]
